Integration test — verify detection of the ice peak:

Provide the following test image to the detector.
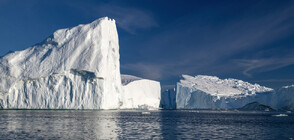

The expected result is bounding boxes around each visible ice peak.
[90,17,115,25]
[50,17,116,47]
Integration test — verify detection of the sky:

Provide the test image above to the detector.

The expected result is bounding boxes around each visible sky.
[0,0,294,89]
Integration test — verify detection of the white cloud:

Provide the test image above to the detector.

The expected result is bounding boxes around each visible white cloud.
[234,57,294,77]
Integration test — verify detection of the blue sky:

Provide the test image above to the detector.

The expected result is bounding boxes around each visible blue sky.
[0,0,294,89]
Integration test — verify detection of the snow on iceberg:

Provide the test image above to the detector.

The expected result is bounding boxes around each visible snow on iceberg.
[120,75,161,109]
[176,75,274,109]
[0,17,161,109]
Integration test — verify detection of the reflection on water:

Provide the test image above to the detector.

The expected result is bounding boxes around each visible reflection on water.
[0,110,294,139]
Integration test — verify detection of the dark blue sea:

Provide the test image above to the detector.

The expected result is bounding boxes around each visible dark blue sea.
[0,110,293,139]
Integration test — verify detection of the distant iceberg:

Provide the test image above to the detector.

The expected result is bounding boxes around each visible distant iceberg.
[159,74,294,110]
[175,75,274,109]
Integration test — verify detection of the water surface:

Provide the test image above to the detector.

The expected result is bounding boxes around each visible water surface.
[0,110,293,139]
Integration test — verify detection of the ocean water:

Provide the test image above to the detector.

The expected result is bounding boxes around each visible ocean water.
[0,110,293,139]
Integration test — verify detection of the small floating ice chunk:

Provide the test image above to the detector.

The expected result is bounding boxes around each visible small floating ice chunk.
[272,114,288,117]
[142,112,151,115]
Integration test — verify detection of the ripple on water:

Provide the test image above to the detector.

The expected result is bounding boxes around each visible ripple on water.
[0,110,293,139]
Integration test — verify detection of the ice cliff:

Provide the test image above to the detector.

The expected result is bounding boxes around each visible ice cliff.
[0,17,161,109]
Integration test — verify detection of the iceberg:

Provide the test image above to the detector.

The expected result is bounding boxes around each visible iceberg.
[0,17,161,109]
[120,75,161,109]
[0,17,121,109]
[176,75,275,109]
[159,75,294,110]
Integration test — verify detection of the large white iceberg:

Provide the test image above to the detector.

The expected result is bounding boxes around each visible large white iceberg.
[176,75,275,109]
[0,17,161,109]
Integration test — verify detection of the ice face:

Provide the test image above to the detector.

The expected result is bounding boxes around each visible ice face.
[0,70,106,109]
